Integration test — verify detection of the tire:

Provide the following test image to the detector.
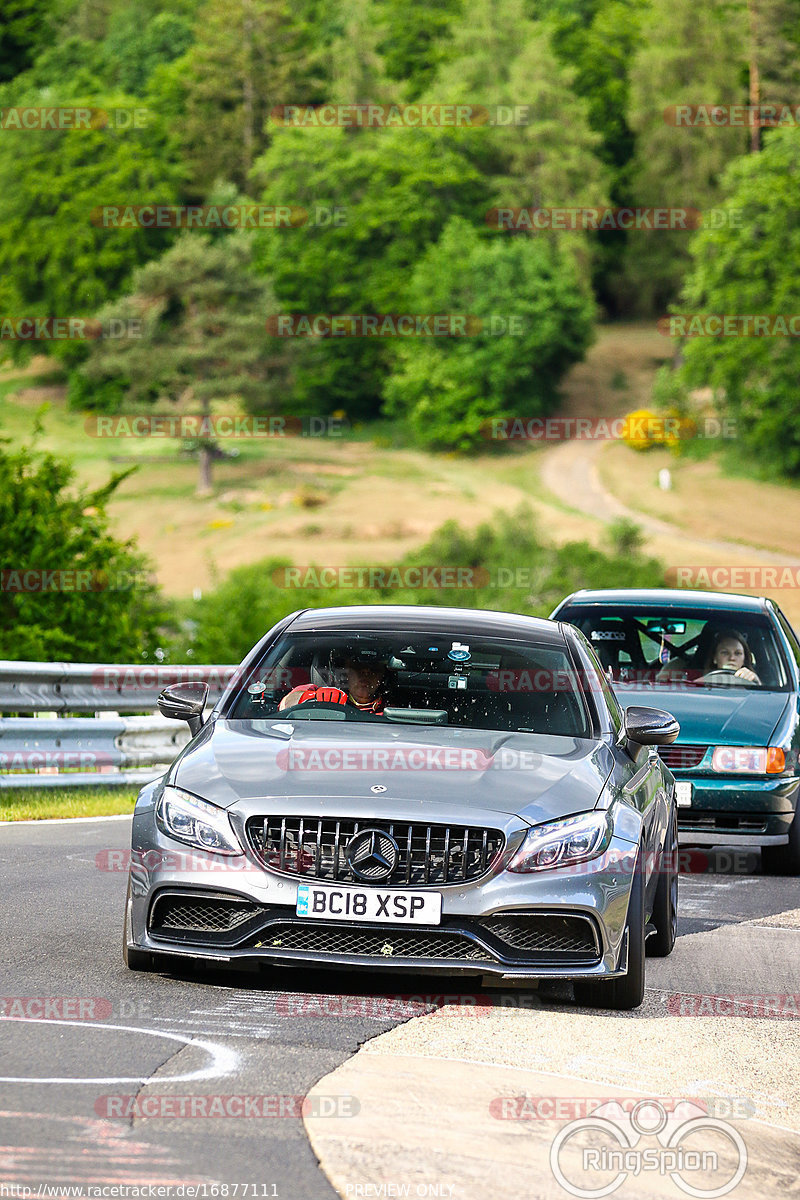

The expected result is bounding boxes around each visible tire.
[761,807,800,876]
[574,848,646,1011]
[647,809,678,957]
[122,879,156,972]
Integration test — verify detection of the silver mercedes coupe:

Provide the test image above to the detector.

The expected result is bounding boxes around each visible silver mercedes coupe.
[124,605,679,1009]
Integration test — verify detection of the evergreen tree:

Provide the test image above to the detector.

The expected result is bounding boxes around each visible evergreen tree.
[623,0,744,312]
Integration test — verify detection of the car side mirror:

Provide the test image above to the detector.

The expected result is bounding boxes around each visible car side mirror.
[157,682,209,736]
[622,705,679,753]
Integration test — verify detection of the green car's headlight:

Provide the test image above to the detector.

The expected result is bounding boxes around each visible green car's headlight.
[507,811,612,873]
[156,786,242,855]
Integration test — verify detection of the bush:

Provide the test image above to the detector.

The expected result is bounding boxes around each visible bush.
[384,218,596,451]
[177,508,666,662]
[0,440,164,660]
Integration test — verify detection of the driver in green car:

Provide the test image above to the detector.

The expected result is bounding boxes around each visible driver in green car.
[700,629,761,685]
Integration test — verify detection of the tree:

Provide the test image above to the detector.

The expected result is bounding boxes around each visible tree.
[383,217,595,450]
[0,87,180,352]
[0,437,163,660]
[674,128,800,477]
[75,233,292,493]
[253,127,488,418]
[0,0,57,81]
[105,8,195,94]
[537,0,648,310]
[623,0,745,312]
[744,0,800,153]
[376,0,462,100]
[424,0,609,217]
[150,0,326,195]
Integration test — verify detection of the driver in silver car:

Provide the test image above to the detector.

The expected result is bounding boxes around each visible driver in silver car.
[278,653,388,714]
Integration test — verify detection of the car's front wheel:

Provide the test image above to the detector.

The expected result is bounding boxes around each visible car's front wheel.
[122,879,156,972]
[574,849,645,1011]
[762,805,800,876]
[647,809,678,957]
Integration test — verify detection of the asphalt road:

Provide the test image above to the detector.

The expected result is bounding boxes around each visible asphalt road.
[1,818,797,1198]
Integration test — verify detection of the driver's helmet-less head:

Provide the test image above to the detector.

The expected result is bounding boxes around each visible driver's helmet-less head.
[331,645,388,680]
[703,627,756,673]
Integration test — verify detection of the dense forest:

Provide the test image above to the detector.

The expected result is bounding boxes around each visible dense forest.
[1,0,800,464]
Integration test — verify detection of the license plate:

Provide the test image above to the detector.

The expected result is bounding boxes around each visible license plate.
[296,883,442,925]
[675,781,693,807]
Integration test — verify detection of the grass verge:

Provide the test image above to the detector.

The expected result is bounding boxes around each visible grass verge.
[0,787,138,821]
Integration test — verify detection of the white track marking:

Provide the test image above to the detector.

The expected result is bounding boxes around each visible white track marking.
[0,1017,238,1084]
[0,814,133,827]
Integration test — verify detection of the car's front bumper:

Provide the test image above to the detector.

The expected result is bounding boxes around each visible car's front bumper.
[673,773,798,846]
[127,800,642,982]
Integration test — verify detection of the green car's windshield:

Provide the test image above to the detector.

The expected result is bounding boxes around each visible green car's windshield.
[228,630,593,738]
[558,605,791,691]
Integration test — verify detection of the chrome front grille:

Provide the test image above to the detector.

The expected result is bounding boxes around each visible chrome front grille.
[246,816,505,887]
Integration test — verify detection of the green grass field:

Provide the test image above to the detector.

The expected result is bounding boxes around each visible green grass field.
[0,787,137,821]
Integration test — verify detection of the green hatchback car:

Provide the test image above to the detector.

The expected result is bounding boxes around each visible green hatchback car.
[551,589,800,874]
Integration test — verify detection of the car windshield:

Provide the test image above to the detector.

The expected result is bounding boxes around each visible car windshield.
[228,629,593,738]
[558,604,791,691]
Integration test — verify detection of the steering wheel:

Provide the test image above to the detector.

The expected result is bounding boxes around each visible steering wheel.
[694,667,759,687]
[279,700,354,719]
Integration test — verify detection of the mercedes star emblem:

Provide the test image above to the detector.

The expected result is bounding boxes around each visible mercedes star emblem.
[345,828,399,882]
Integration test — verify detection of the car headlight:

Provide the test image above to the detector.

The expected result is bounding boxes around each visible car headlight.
[507,811,611,874]
[156,786,242,855]
[711,746,785,774]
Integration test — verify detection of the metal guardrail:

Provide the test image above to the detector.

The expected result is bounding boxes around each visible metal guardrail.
[0,661,236,712]
[0,661,236,790]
